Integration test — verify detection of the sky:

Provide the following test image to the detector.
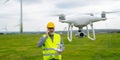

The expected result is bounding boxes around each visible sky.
[0,0,120,32]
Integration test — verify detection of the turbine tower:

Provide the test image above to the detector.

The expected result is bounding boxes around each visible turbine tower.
[20,0,23,33]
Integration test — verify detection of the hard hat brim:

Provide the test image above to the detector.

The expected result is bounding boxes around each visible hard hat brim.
[47,26,55,28]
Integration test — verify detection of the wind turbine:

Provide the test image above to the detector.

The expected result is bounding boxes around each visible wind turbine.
[4,0,23,33]
[0,25,8,34]
[3,0,9,4]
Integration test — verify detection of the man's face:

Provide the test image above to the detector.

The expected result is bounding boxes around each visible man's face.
[48,28,54,35]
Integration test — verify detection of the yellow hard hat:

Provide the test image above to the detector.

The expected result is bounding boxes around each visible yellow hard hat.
[47,22,55,28]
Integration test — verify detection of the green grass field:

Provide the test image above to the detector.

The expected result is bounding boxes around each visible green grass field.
[0,33,120,60]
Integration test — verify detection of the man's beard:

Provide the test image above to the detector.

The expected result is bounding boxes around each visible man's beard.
[49,32,54,35]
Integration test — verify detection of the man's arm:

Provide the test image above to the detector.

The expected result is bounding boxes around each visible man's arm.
[38,36,47,48]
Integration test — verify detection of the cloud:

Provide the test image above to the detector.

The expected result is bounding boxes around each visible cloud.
[15,0,42,4]
[0,0,120,32]
[54,0,110,9]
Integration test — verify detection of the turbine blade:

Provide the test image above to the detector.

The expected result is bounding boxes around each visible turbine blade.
[4,0,10,4]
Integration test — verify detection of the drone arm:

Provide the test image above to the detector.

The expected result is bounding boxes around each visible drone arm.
[67,23,73,42]
[86,23,96,40]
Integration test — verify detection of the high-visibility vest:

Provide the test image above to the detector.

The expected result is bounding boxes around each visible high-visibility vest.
[42,33,61,60]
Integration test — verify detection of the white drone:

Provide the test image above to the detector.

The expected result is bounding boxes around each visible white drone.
[55,11,119,42]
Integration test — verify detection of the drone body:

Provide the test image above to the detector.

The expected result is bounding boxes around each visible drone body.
[60,15,106,28]
[57,11,107,42]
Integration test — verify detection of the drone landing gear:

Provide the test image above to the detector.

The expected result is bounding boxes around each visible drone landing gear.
[86,23,96,40]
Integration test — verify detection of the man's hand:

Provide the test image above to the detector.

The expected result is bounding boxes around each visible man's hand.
[54,48,63,54]
[46,31,49,36]
[57,49,63,54]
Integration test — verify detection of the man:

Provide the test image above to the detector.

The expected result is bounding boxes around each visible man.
[38,22,64,60]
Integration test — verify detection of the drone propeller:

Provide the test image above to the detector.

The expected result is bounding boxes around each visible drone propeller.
[101,10,120,18]
[86,13,94,16]
[52,14,65,16]
[79,10,120,16]
[104,11,120,14]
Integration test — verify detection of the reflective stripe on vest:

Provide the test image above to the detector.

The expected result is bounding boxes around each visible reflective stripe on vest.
[43,53,60,56]
[43,48,55,50]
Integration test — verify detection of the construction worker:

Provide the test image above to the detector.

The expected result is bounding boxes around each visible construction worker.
[38,22,64,60]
